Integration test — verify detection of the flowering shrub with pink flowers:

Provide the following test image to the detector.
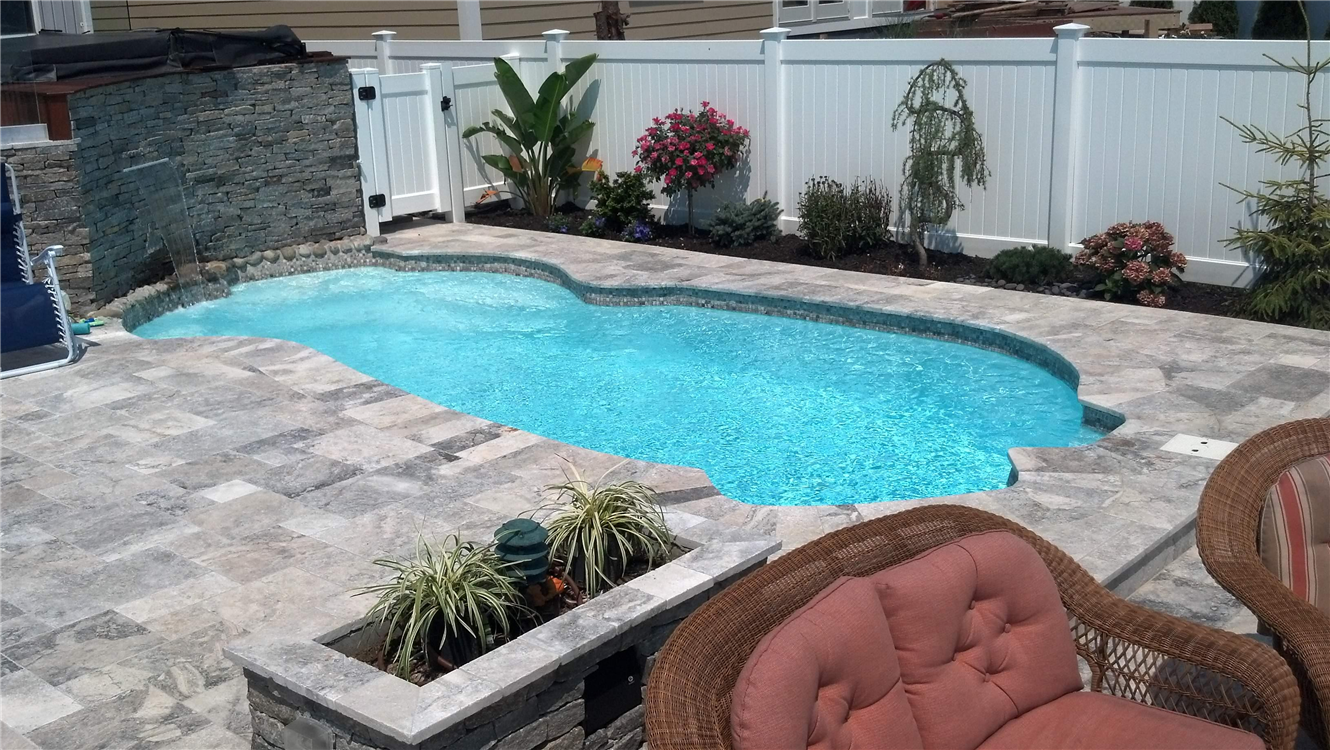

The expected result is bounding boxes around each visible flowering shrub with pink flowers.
[633,101,749,231]
[1074,221,1186,307]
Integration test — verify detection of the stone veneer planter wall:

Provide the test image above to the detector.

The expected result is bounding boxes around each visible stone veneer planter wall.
[0,59,363,312]
[225,516,780,750]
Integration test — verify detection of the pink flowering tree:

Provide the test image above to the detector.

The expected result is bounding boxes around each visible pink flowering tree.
[1074,221,1186,307]
[632,102,750,233]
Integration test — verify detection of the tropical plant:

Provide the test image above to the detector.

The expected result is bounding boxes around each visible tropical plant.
[891,59,989,267]
[357,534,527,679]
[589,169,654,231]
[1253,0,1307,40]
[708,197,781,248]
[1188,0,1239,36]
[634,101,750,233]
[463,54,598,218]
[537,463,671,599]
[1222,2,1330,329]
[986,246,1073,286]
[796,177,892,260]
[1074,221,1186,307]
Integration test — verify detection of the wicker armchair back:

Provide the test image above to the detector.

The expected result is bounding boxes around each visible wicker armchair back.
[646,504,1301,750]
[1198,418,1330,749]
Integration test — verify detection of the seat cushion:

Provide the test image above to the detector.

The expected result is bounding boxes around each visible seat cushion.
[1260,453,1330,616]
[869,530,1084,750]
[731,576,924,750]
[1,281,62,353]
[978,691,1264,750]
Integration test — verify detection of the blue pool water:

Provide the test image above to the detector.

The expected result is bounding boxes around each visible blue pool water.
[135,269,1101,506]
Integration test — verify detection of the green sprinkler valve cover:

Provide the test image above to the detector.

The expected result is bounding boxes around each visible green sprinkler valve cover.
[494,518,550,582]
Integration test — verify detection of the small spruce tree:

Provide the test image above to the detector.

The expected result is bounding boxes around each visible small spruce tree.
[1252,0,1308,39]
[1188,0,1239,37]
[1222,2,1330,329]
[891,59,989,267]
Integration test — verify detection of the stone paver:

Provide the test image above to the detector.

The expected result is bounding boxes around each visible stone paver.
[0,222,1326,748]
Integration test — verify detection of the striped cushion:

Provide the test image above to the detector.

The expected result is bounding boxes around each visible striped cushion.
[1259,453,1330,616]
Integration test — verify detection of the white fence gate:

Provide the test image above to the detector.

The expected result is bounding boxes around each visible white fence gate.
[325,29,1329,287]
[350,65,471,234]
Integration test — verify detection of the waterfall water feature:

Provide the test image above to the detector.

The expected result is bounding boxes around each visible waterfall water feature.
[122,159,209,303]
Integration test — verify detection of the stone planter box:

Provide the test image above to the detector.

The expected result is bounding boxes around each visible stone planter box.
[225,514,779,750]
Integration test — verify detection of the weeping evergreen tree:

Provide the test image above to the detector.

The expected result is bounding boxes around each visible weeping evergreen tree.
[1222,2,1330,329]
[1253,0,1307,39]
[891,59,989,267]
[1188,0,1239,37]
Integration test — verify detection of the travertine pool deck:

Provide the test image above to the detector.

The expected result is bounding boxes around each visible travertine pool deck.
[1,221,1327,749]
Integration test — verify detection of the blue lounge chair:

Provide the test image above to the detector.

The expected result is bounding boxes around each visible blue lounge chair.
[1,162,79,379]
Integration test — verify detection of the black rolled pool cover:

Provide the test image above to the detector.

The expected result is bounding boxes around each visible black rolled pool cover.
[1,26,308,83]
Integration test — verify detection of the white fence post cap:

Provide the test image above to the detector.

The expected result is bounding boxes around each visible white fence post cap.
[372,30,397,40]
[543,29,571,42]
[760,27,791,41]
[1053,23,1090,37]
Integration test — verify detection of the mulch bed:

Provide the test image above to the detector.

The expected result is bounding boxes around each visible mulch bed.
[470,205,1248,320]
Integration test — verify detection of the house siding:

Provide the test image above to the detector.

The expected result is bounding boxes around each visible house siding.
[86,0,773,41]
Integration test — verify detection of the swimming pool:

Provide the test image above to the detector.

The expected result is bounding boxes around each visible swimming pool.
[135,268,1102,506]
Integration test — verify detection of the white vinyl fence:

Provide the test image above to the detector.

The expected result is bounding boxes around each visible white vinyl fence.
[315,29,1329,287]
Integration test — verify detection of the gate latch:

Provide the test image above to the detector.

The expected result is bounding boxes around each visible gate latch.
[358,86,377,101]
[440,96,453,112]
[367,194,386,209]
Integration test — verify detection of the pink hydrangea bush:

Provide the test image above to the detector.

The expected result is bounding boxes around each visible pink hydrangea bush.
[633,101,749,229]
[1074,221,1186,307]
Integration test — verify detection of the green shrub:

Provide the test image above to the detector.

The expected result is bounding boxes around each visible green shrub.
[589,170,654,231]
[1253,0,1307,39]
[796,177,892,260]
[357,534,527,678]
[538,463,671,599]
[986,246,1073,285]
[546,215,572,234]
[1188,0,1239,36]
[578,216,607,237]
[709,197,781,248]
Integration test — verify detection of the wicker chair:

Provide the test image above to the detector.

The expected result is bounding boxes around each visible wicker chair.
[1198,418,1330,749]
[645,504,1302,750]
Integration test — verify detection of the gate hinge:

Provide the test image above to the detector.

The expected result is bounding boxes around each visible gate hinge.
[368,194,386,209]
[358,86,376,101]
[441,96,453,112]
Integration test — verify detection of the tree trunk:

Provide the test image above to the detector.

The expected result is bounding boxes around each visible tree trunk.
[687,191,695,235]
[594,2,629,40]
[912,220,929,267]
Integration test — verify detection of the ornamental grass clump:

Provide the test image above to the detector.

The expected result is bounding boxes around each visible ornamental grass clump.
[357,534,527,680]
[796,177,892,260]
[537,463,671,599]
[634,101,750,233]
[1074,221,1186,307]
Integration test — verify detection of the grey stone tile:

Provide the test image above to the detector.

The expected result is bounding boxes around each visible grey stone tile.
[25,685,211,750]
[1227,363,1330,403]
[165,527,329,584]
[154,451,272,492]
[230,427,321,464]
[57,503,198,560]
[0,721,40,750]
[248,454,363,498]
[134,620,248,702]
[431,425,505,454]
[184,489,309,540]
[46,436,182,480]
[315,380,407,411]
[299,471,431,518]
[6,611,165,686]
[0,668,83,733]
[201,568,343,633]
[299,424,432,471]
[0,655,20,676]
[180,675,250,737]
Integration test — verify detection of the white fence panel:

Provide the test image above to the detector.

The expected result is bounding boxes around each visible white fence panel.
[1071,40,1330,285]
[317,31,1330,286]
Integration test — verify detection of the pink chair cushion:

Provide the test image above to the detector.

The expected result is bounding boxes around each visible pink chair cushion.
[730,575,924,750]
[978,691,1264,749]
[867,530,1084,750]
